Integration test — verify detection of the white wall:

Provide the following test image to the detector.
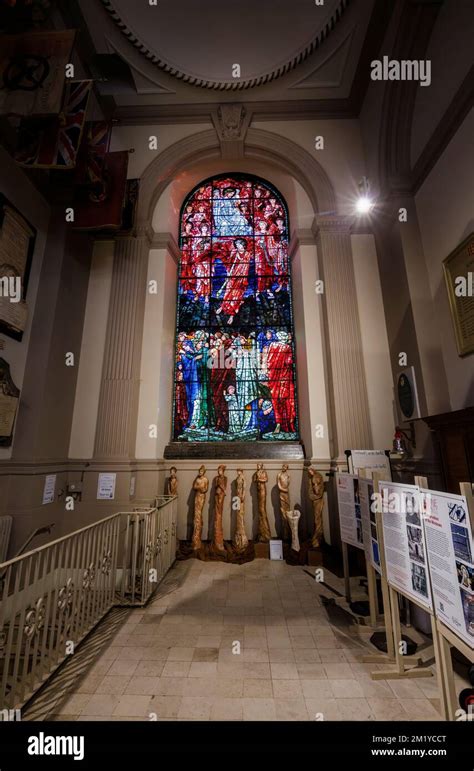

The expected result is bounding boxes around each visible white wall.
[69,240,114,458]
[351,234,394,448]
[415,109,474,411]
[0,149,50,459]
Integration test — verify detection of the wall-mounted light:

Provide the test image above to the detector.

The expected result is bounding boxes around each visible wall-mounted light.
[355,176,374,215]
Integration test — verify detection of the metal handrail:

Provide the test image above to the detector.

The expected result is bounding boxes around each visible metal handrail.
[0,496,178,712]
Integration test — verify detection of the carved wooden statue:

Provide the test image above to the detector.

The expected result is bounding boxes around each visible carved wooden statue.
[213,464,227,552]
[233,469,248,552]
[285,510,301,552]
[191,465,208,550]
[168,466,178,496]
[253,463,271,542]
[277,463,291,540]
[307,466,324,548]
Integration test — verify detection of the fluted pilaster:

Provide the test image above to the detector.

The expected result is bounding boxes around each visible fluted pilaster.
[314,215,372,458]
[94,233,150,459]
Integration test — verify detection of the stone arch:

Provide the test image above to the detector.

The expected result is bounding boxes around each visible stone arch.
[137,127,337,228]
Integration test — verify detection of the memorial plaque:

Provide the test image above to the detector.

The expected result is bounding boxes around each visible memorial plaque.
[0,357,20,447]
[0,194,36,341]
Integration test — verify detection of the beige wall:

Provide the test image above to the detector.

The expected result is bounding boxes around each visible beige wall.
[415,109,474,411]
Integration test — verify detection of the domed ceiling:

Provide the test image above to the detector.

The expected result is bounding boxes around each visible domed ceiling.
[101,0,349,89]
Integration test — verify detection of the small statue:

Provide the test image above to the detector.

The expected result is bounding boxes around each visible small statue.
[213,464,227,552]
[233,469,248,552]
[285,509,301,552]
[277,463,291,541]
[307,467,324,548]
[253,463,271,542]
[191,465,208,550]
[168,466,178,496]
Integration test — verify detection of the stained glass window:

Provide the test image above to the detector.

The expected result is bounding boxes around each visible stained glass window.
[172,174,299,442]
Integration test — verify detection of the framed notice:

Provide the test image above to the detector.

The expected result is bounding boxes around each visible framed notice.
[359,477,382,574]
[347,449,391,479]
[336,473,364,551]
[443,232,474,356]
[379,481,432,611]
[421,489,474,648]
[97,472,116,500]
[42,474,56,505]
[0,193,36,341]
[269,539,283,560]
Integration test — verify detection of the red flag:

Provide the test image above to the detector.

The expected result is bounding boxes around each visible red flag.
[73,150,129,231]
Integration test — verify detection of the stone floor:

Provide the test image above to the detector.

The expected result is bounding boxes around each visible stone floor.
[52,559,452,721]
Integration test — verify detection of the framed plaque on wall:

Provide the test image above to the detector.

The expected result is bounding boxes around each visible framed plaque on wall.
[443,232,474,357]
[0,192,36,342]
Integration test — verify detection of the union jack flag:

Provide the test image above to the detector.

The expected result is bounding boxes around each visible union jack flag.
[14,80,92,168]
[74,120,112,186]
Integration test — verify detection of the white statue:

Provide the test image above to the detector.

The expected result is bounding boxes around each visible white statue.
[284,509,301,552]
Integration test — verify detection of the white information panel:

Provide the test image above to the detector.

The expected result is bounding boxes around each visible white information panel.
[379,481,432,611]
[336,473,364,551]
[421,489,474,648]
[348,449,391,479]
[269,539,283,561]
[42,474,56,505]
[359,477,382,574]
[97,472,116,500]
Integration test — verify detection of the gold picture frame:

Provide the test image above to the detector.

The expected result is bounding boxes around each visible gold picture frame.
[443,232,474,357]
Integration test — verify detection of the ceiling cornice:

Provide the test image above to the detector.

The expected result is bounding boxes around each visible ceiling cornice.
[100,0,351,91]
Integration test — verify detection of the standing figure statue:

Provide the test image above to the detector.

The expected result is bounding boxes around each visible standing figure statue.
[168,466,178,496]
[277,463,291,541]
[191,465,208,550]
[307,467,324,548]
[233,469,248,552]
[213,464,227,552]
[253,463,271,542]
[285,510,301,552]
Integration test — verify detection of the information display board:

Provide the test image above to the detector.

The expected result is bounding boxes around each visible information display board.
[421,489,474,648]
[359,477,382,574]
[97,472,116,500]
[336,473,364,551]
[378,481,432,610]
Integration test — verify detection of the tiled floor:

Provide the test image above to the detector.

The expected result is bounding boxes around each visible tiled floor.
[53,559,448,721]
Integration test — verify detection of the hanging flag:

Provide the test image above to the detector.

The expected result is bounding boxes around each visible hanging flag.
[0,29,76,116]
[14,80,92,169]
[73,150,129,231]
[74,120,112,186]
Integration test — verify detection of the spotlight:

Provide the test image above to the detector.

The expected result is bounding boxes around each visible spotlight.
[355,176,374,215]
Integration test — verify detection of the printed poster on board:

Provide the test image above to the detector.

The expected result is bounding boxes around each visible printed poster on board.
[336,473,364,551]
[421,489,474,648]
[359,477,382,574]
[379,481,432,610]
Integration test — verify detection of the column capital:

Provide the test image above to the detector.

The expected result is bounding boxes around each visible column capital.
[312,214,354,236]
[133,221,156,244]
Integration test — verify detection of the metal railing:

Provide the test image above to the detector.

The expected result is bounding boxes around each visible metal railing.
[0,496,177,711]
[119,496,178,605]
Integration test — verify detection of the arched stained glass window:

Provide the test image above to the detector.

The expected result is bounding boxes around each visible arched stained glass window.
[172,174,299,442]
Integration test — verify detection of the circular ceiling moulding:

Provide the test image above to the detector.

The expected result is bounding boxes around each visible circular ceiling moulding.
[100,0,350,91]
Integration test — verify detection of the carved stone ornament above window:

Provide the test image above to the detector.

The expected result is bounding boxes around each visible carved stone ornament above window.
[100,0,349,90]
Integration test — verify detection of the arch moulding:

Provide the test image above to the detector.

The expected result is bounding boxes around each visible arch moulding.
[137,127,337,228]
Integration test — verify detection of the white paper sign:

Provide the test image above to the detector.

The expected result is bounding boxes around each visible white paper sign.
[42,474,56,505]
[421,489,474,648]
[97,472,116,500]
[349,449,391,478]
[359,477,382,574]
[269,539,283,560]
[336,473,364,551]
[129,475,136,498]
[379,481,432,610]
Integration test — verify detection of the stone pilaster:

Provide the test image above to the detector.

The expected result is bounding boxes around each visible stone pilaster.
[93,229,151,459]
[314,215,372,459]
